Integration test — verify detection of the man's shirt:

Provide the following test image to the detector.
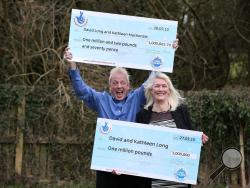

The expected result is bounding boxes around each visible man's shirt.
[69,69,146,122]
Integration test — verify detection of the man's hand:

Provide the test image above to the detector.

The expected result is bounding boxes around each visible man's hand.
[202,133,209,144]
[63,47,77,69]
[111,169,122,175]
[172,38,179,50]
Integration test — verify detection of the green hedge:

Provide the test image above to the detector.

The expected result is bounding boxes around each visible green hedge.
[186,87,250,185]
[187,88,250,151]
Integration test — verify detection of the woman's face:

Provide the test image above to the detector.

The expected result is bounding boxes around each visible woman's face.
[151,78,170,103]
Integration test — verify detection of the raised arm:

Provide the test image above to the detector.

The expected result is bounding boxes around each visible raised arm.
[64,47,77,70]
[63,47,100,111]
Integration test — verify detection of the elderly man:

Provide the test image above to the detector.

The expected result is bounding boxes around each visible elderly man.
[64,48,152,188]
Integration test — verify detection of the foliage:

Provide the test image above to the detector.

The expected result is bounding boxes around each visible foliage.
[186,87,250,186]
[0,0,249,90]
[0,0,249,186]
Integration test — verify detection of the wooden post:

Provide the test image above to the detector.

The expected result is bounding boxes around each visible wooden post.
[40,146,47,178]
[230,171,238,186]
[15,97,25,175]
[239,123,246,188]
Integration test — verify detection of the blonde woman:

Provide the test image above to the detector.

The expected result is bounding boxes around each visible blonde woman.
[136,72,208,188]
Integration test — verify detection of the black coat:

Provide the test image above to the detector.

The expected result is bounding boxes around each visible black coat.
[136,105,192,130]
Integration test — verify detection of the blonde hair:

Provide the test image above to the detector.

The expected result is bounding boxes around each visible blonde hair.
[144,72,184,111]
[109,67,130,84]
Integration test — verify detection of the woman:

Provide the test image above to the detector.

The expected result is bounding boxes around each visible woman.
[136,72,208,188]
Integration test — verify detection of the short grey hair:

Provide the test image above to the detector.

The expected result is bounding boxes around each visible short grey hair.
[144,72,184,111]
[109,67,130,84]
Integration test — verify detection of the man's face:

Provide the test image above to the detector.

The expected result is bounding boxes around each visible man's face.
[109,73,130,101]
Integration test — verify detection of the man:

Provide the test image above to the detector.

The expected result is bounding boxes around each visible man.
[64,40,179,188]
[64,48,151,188]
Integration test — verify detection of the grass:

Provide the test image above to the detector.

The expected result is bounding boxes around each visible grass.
[1,182,95,188]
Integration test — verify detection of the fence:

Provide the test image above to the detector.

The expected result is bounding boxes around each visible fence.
[0,84,97,185]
